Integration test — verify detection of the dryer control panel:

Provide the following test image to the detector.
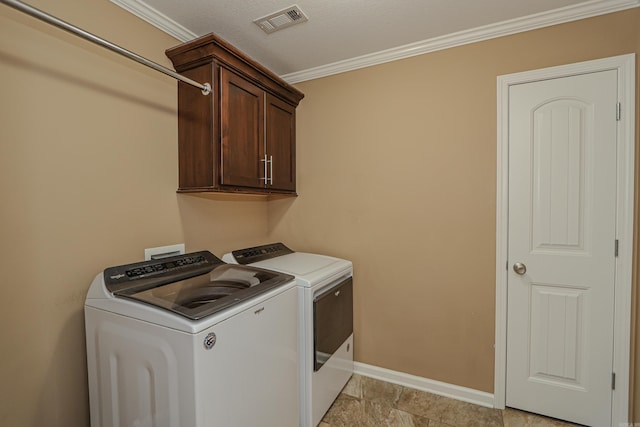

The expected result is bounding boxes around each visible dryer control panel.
[231,242,293,264]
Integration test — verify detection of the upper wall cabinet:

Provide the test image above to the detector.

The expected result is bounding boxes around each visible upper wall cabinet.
[166,33,304,195]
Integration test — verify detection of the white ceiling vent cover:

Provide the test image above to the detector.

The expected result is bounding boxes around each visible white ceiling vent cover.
[254,5,308,34]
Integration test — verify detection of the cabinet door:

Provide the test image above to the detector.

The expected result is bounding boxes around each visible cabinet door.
[266,94,296,192]
[177,63,217,189]
[220,68,265,188]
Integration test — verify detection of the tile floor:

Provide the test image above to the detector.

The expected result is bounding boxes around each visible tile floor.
[320,375,582,427]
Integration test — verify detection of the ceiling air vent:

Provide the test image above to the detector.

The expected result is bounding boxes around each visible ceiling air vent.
[254,5,308,34]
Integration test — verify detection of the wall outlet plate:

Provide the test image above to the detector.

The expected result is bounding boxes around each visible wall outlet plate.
[144,243,186,261]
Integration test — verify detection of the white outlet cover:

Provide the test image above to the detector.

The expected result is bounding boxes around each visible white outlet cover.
[144,243,186,260]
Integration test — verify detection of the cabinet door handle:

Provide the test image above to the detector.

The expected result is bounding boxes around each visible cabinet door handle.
[260,154,268,184]
[260,155,273,186]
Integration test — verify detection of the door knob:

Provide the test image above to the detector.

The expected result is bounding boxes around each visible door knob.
[513,262,527,275]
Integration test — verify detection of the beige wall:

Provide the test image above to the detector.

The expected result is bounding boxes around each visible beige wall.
[0,1,270,426]
[1,0,639,425]
[270,4,640,407]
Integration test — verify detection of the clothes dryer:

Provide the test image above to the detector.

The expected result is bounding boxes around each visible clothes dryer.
[223,243,354,427]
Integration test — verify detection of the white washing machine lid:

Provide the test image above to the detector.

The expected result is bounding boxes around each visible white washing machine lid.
[224,245,352,288]
[85,250,296,333]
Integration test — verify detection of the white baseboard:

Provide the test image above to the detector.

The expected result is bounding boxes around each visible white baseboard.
[354,362,495,408]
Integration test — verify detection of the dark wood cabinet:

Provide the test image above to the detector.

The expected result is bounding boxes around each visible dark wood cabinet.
[220,68,264,189]
[266,94,296,192]
[166,33,304,194]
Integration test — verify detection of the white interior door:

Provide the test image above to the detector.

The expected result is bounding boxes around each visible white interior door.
[506,69,618,426]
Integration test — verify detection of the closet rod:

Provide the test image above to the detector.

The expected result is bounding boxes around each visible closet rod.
[0,0,211,95]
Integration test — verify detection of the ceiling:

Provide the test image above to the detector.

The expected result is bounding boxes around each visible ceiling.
[113,0,639,82]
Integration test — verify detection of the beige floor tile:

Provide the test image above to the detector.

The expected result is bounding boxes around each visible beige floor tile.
[322,394,365,427]
[444,400,503,427]
[361,375,403,404]
[503,408,583,427]
[362,399,396,425]
[342,374,363,399]
[322,394,397,427]
[427,422,456,427]
[395,387,445,420]
[321,375,586,427]
[396,389,501,427]
[386,408,431,427]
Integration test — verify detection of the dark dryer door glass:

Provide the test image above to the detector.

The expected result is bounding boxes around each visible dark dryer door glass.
[313,276,353,371]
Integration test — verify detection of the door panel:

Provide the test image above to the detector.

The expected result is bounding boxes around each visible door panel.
[506,70,617,426]
[266,94,296,191]
[529,285,587,389]
[531,100,588,252]
[220,68,265,188]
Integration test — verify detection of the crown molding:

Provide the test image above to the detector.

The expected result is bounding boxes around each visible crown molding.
[281,0,640,83]
[110,0,196,42]
[110,0,639,84]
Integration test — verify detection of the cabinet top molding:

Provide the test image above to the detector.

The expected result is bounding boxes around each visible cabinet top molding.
[166,32,304,106]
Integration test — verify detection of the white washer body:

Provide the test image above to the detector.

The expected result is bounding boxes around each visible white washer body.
[223,250,354,427]
[85,272,299,427]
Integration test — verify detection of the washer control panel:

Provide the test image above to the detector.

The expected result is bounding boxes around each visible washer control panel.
[104,250,222,293]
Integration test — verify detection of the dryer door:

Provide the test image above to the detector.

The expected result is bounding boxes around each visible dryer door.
[313,276,353,371]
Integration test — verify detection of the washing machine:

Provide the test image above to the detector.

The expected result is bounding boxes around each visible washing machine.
[84,250,299,427]
[223,243,353,427]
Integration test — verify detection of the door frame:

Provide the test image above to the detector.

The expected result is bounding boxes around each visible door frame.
[494,54,636,426]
